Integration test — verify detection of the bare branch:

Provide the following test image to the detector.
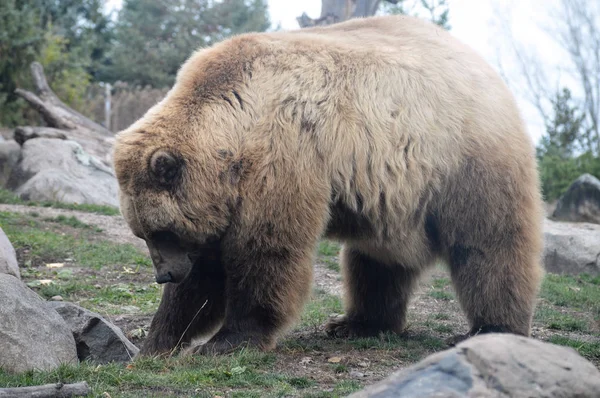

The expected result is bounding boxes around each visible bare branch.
[0,382,90,397]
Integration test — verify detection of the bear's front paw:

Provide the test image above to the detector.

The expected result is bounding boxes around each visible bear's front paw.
[325,315,353,338]
[325,315,400,338]
[185,330,273,356]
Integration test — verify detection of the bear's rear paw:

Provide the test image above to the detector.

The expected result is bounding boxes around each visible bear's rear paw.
[185,329,273,356]
[325,315,394,339]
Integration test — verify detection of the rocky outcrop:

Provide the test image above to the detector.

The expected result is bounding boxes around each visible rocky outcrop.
[543,219,600,275]
[7,138,118,207]
[0,227,19,279]
[553,174,600,224]
[13,126,67,145]
[0,139,20,188]
[350,333,600,398]
[0,274,77,373]
[47,302,139,363]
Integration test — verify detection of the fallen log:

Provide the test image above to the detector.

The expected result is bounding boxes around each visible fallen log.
[15,62,110,136]
[0,381,90,398]
[13,62,114,165]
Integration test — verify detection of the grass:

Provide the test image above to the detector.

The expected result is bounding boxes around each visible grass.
[534,305,589,332]
[1,206,599,395]
[0,350,324,398]
[0,340,365,397]
[0,188,120,216]
[43,214,102,232]
[548,336,600,362]
[428,290,454,301]
[300,289,344,330]
[0,211,150,269]
[540,274,600,316]
[317,240,341,273]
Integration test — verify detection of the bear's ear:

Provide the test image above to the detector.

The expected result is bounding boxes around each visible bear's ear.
[149,149,182,186]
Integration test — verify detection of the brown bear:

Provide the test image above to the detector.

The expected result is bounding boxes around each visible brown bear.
[114,14,544,356]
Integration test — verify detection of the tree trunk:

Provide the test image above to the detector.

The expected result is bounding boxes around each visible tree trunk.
[13,62,114,165]
[0,382,90,398]
[297,0,401,27]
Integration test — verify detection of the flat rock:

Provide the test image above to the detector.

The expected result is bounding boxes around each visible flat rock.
[0,227,19,279]
[0,139,20,188]
[0,274,78,373]
[7,138,118,207]
[543,219,600,275]
[47,301,139,363]
[553,174,600,224]
[349,333,600,398]
[13,126,67,145]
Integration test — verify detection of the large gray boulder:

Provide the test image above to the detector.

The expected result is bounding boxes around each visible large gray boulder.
[543,219,600,275]
[0,139,20,188]
[0,274,78,373]
[47,301,139,363]
[552,174,600,224]
[7,138,118,207]
[350,333,600,398]
[0,227,19,279]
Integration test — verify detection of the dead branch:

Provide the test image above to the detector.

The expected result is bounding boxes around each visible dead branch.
[0,381,90,398]
[14,62,112,137]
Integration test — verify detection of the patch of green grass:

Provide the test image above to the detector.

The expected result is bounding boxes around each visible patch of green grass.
[82,283,162,315]
[300,289,343,330]
[540,274,600,319]
[548,336,600,361]
[322,257,340,273]
[428,290,454,301]
[318,240,341,257]
[0,349,328,397]
[432,277,451,289]
[317,240,342,272]
[433,324,453,334]
[0,211,150,269]
[0,188,120,216]
[534,306,589,332]
[432,313,451,320]
[349,333,445,360]
[43,215,94,230]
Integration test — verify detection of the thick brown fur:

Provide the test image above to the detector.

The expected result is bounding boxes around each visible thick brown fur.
[113,15,544,356]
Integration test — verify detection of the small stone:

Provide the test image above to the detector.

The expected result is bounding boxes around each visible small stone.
[350,370,365,378]
[300,356,312,365]
[47,301,139,363]
[94,284,102,289]
[358,361,369,368]
[328,356,342,363]
[0,227,20,279]
[50,295,64,301]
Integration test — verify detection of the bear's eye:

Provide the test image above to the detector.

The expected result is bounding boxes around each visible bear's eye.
[149,149,182,186]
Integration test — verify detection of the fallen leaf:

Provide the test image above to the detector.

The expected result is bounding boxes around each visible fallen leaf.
[39,279,53,285]
[46,263,64,268]
[328,356,342,363]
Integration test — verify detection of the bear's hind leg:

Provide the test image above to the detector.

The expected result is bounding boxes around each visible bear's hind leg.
[326,246,420,338]
[448,242,542,340]
[139,251,226,357]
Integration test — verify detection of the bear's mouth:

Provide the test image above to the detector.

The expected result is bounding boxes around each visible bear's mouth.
[148,231,222,284]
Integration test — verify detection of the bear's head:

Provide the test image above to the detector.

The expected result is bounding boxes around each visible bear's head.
[112,52,251,284]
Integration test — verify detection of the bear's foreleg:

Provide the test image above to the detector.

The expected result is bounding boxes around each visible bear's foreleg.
[326,246,421,338]
[138,252,226,357]
[191,245,314,355]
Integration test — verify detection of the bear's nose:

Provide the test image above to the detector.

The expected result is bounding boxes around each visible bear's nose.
[155,272,173,284]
